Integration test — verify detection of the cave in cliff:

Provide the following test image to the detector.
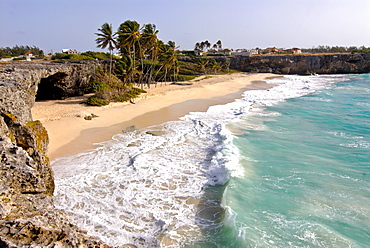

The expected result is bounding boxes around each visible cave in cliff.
[36,72,69,101]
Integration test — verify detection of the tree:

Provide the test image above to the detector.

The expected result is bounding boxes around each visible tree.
[197,58,209,75]
[95,23,117,84]
[211,60,222,73]
[204,40,211,51]
[216,40,222,50]
[222,61,230,73]
[157,41,178,84]
[141,23,160,87]
[195,42,201,51]
[117,20,142,86]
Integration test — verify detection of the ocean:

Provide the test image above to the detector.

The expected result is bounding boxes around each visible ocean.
[52,74,370,247]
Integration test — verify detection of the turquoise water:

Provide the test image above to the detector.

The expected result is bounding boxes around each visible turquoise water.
[53,74,369,247]
[208,75,370,247]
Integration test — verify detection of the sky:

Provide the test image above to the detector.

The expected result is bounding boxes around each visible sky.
[1,0,370,54]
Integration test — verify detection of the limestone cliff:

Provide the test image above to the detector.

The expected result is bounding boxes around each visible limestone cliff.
[179,54,370,75]
[0,61,116,247]
[229,54,370,74]
[0,61,110,101]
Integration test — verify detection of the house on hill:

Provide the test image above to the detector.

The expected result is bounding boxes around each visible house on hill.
[178,50,205,56]
[25,52,38,61]
[62,49,78,54]
[266,47,279,52]
[217,49,232,56]
[290,48,302,54]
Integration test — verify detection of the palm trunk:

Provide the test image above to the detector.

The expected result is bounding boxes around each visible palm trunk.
[109,49,113,84]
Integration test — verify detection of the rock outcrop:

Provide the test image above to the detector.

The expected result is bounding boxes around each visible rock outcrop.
[0,61,109,101]
[0,61,114,247]
[229,54,370,74]
[179,54,370,75]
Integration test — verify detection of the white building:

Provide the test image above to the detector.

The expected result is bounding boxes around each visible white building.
[62,49,78,54]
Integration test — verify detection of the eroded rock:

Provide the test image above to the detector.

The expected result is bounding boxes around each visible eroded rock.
[0,61,113,247]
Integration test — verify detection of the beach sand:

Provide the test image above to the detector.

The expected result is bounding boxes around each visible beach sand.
[31,73,276,160]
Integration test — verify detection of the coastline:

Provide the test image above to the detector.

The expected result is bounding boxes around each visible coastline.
[32,73,277,160]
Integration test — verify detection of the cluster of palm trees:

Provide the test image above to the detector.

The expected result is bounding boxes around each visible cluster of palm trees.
[194,40,222,52]
[196,58,229,75]
[95,20,178,88]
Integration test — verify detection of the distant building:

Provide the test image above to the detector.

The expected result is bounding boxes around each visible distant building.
[291,48,302,54]
[177,50,205,56]
[231,49,259,57]
[207,48,219,54]
[62,49,78,54]
[283,48,302,54]
[25,52,38,61]
[266,47,279,52]
[217,49,232,56]
[231,50,251,57]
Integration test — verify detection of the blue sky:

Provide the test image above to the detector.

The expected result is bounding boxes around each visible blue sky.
[1,0,370,54]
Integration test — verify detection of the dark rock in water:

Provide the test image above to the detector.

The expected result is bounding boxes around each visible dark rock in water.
[0,62,117,247]
[122,125,137,133]
[146,130,166,136]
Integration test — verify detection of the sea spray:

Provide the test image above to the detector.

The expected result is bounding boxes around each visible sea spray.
[52,75,348,247]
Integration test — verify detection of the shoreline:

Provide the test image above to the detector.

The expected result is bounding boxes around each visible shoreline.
[32,73,277,160]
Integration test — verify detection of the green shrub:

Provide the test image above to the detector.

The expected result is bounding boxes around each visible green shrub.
[51,53,95,61]
[130,87,147,94]
[86,96,110,106]
[81,51,110,60]
[12,57,26,61]
[70,54,95,60]
[177,75,197,81]
[89,81,110,93]
[52,53,71,60]
[114,88,146,102]
[114,95,131,102]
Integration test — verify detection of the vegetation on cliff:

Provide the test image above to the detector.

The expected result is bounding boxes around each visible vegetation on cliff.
[0,45,44,58]
[86,68,146,106]
[302,45,370,54]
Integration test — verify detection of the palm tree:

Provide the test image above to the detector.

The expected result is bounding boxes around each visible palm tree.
[204,40,211,52]
[211,60,222,73]
[200,41,205,51]
[95,23,117,84]
[222,61,230,73]
[157,41,178,84]
[197,58,209,75]
[195,42,201,51]
[141,23,160,87]
[117,20,142,86]
[216,40,222,50]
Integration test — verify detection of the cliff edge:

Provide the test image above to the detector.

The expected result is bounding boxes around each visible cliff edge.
[229,53,370,74]
[0,62,115,247]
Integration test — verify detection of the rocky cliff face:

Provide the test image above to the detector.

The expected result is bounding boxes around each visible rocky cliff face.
[0,61,109,101]
[229,54,370,74]
[179,54,370,75]
[0,61,116,247]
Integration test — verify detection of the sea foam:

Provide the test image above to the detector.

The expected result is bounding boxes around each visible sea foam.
[52,74,346,247]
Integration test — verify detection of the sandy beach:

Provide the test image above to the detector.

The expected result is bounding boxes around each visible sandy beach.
[31,73,276,160]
